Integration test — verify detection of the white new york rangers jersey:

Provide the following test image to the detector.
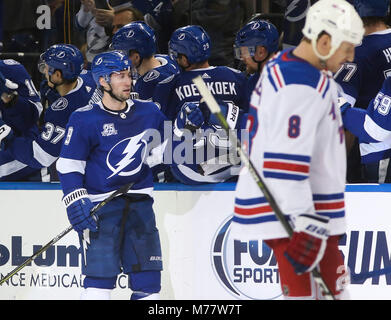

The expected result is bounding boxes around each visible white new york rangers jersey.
[232,49,347,240]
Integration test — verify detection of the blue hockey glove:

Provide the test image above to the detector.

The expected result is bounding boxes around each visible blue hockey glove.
[338,97,351,116]
[39,79,61,104]
[63,188,98,233]
[284,214,329,275]
[0,120,14,151]
[175,102,204,132]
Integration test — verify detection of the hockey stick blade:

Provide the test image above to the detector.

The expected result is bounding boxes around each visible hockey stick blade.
[0,182,134,286]
[192,75,336,300]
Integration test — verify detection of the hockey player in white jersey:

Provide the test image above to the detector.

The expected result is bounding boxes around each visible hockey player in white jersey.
[233,0,364,299]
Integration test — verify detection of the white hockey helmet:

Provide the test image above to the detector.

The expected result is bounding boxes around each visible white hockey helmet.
[302,0,365,61]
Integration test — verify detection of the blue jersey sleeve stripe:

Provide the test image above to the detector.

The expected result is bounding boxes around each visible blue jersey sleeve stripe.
[263,171,308,180]
[316,210,345,219]
[312,193,344,200]
[232,214,278,224]
[235,197,268,206]
[264,152,311,163]
[266,66,278,92]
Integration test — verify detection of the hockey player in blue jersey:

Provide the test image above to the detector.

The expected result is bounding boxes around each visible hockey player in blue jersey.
[154,25,248,119]
[170,100,248,184]
[56,50,166,300]
[234,18,280,99]
[0,59,42,137]
[110,21,179,101]
[152,25,249,184]
[0,44,98,181]
[334,0,391,182]
[340,77,391,182]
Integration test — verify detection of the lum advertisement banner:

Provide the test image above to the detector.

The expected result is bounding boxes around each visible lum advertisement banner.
[0,183,390,299]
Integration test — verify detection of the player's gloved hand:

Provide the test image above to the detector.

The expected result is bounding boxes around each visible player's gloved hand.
[338,97,351,116]
[39,79,60,103]
[62,188,98,233]
[176,102,204,132]
[284,214,329,275]
[0,71,18,104]
[0,119,14,151]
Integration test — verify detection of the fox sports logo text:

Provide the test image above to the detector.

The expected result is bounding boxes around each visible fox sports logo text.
[211,217,282,300]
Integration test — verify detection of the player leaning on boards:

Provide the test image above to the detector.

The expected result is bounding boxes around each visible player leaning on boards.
[56,51,167,300]
[231,0,364,299]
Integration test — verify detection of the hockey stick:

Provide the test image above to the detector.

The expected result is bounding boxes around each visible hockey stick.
[192,75,336,300]
[0,182,134,286]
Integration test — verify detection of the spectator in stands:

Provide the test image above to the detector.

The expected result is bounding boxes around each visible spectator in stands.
[126,0,175,54]
[75,0,114,67]
[172,0,254,67]
[112,5,144,34]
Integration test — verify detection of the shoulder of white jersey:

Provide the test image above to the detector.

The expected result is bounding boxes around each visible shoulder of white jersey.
[264,50,329,97]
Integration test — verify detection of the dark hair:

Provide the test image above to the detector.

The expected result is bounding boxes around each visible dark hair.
[362,16,388,27]
[114,7,144,22]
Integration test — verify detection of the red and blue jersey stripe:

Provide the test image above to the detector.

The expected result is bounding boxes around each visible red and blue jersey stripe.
[233,196,277,224]
[313,193,345,218]
[263,152,310,181]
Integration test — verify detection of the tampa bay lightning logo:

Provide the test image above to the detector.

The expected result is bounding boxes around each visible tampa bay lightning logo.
[285,0,311,22]
[106,131,148,179]
[211,216,283,300]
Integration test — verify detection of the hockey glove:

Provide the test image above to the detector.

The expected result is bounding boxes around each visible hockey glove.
[63,188,98,233]
[0,71,18,104]
[338,97,351,116]
[0,120,14,151]
[39,79,61,104]
[284,214,329,275]
[175,102,204,132]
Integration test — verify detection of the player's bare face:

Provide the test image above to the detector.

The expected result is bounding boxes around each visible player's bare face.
[110,70,132,101]
[326,42,355,73]
[240,47,258,74]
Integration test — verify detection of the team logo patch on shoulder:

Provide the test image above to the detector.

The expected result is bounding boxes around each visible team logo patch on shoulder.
[144,70,160,82]
[101,123,118,136]
[51,97,68,111]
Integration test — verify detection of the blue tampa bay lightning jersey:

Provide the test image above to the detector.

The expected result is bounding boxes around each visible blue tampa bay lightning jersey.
[0,59,42,136]
[170,101,248,185]
[56,99,167,202]
[0,75,99,181]
[153,66,248,120]
[342,77,391,164]
[134,54,179,100]
[335,29,391,108]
